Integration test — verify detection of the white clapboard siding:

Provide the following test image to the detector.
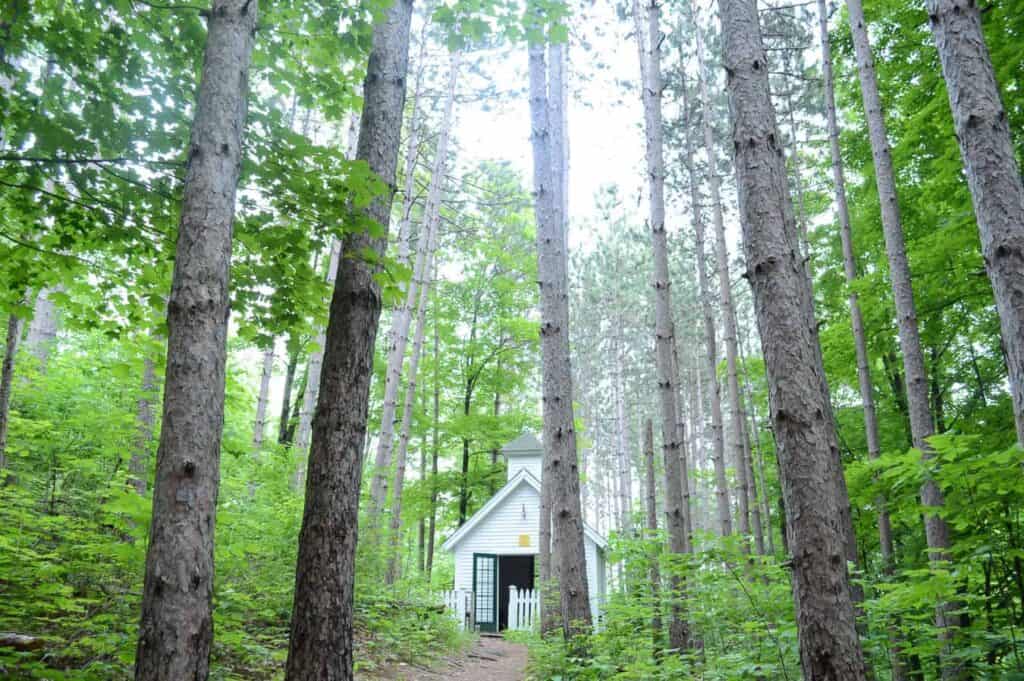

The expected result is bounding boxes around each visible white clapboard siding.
[451,478,540,595]
[506,454,542,481]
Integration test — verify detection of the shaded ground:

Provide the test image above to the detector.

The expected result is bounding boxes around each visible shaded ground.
[367,636,528,681]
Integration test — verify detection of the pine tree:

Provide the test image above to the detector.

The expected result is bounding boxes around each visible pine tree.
[716,0,868,675]
[134,1,258,677]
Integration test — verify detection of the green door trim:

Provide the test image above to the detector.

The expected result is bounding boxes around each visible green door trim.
[472,553,498,632]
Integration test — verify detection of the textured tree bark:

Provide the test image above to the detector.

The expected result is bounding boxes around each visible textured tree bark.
[632,0,690,652]
[252,346,274,449]
[717,0,868,677]
[129,356,157,496]
[846,0,961,666]
[925,0,1024,446]
[284,0,413,676]
[0,313,22,471]
[368,53,457,531]
[277,344,298,444]
[529,37,592,639]
[643,419,663,639]
[679,63,733,539]
[134,1,257,678]
[25,286,60,369]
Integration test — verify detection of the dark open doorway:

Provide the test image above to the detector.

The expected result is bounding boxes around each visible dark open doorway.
[498,554,535,631]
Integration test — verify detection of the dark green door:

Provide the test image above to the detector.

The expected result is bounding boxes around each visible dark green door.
[473,553,498,632]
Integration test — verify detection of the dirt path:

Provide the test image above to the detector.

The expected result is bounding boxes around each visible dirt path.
[370,636,528,681]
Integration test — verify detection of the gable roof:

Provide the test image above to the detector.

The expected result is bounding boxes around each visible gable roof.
[441,467,607,552]
[501,432,543,457]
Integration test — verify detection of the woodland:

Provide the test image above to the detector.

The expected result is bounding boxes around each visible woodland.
[0,0,1023,678]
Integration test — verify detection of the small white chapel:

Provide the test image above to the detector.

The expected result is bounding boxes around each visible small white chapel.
[441,433,608,632]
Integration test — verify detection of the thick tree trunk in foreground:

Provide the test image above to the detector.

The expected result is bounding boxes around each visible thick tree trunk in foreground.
[252,346,274,449]
[134,1,257,678]
[284,0,413,676]
[529,38,591,638]
[925,0,1024,446]
[369,53,455,531]
[716,0,868,677]
[0,313,22,471]
[633,0,690,652]
[846,0,961,666]
[679,64,732,539]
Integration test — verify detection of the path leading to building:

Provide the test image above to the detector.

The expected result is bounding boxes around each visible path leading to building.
[370,636,528,681]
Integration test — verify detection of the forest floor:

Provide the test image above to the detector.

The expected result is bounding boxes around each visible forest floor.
[366,635,528,681]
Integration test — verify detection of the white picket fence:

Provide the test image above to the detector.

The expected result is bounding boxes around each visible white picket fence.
[507,586,540,631]
[438,587,540,632]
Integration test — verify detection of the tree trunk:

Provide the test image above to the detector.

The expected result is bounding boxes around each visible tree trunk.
[369,52,456,530]
[134,1,257,678]
[529,37,592,638]
[129,356,157,496]
[716,0,868,677]
[613,331,633,535]
[0,313,22,471]
[679,61,733,539]
[277,343,299,444]
[633,0,690,651]
[694,22,756,543]
[425,309,440,577]
[25,286,60,369]
[925,0,1024,446]
[671,334,694,549]
[252,346,274,449]
[816,0,896,573]
[846,0,961,666]
[385,55,455,580]
[284,0,413,675]
[643,418,662,640]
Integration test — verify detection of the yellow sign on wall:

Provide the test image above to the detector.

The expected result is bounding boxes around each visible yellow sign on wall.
[518,534,531,547]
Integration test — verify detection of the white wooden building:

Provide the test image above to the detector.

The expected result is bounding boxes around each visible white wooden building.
[441,433,608,632]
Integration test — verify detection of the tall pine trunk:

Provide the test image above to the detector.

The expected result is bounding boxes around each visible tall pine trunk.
[925,0,1024,446]
[284,0,413,675]
[845,0,961,664]
[134,1,257,677]
[425,310,440,577]
[633,0,690,651]
[678,61,733,539]
[643,419,662,639]
[716,0,868,676]
[528,37,592,638]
